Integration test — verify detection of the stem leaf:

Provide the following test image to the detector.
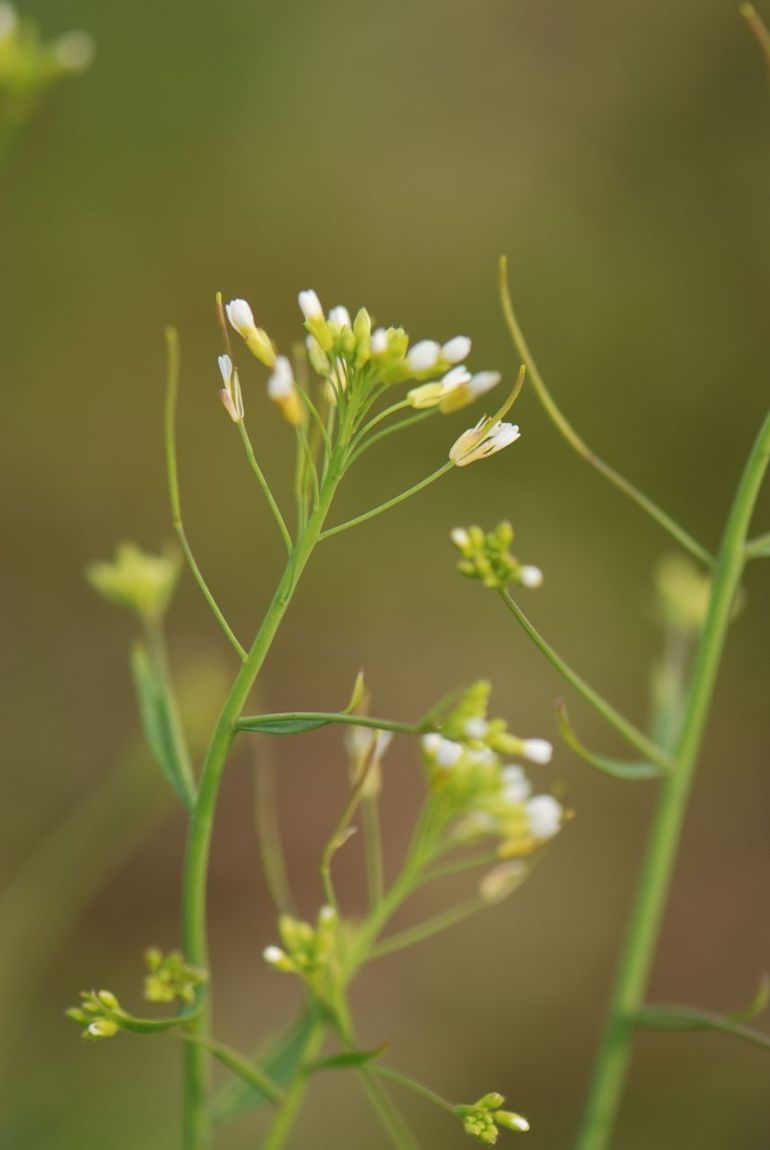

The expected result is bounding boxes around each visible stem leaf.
[130,642,196,808]
[311,1044,388,1072]
[239,715,332,735]
[557,701,664,781]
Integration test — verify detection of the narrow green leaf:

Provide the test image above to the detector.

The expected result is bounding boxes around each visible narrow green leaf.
[557,701,663,780]
[733,972,770,1022]
[213,1010,316,1124]
[130,643,195,809]
[239,716,331,735]
[312,1045,387,1072]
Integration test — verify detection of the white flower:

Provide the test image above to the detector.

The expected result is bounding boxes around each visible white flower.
[298,289,323,320]
[520,738,553,765]
[500,765,532,805]
[371,327,388,354]
[318,905,337,925]
[0,3,18,40]
[525,794,563,840]
[53,31,95,71]
[226,298,256,338]
[422,732,463,768]
[449,417,520,467]
[217,353,233,387]
[441,365,471,390]
[328,305,351,327]
[406,340,441,373]
[267,355,294,399]
[442,335,471,364]
[468,371,501,398]
[450,527,470,549]
[217,353,244,422]
[464,717,489,740]
[519,565,544,589]
[407,366,470,410]
[263,945,286,966]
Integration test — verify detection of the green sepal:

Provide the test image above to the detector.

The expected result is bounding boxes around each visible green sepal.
[130,642,196,809]
[557,702,664,781]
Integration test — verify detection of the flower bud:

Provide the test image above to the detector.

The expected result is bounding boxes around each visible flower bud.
[406,340,441,373]
[518,565,543,589]
[525,794,563,840]
[520,738,553,765]
[442,335,472,364]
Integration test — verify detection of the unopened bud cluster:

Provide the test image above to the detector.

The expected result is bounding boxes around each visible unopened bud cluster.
[451,522,543,591]
[0,4,94,119]
[143,948,207,1005]
[421,681,564,859]
[66,989,123,1042]
[456,1092,530,1144]
[86,543,180,621]
[263,905,342,1008]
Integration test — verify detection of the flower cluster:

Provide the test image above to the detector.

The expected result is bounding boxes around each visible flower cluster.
[0,4,93,123]
[66,989,123,1042]
[456,1092,530,1144]
[220,288,520,468]
[451,522,543,591]
[263,905,342,1008]
[85,542,180,621]
[143,948,207,1006]
[422,681,564,858]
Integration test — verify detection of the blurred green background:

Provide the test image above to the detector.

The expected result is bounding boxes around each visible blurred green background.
[2,0,770,1146]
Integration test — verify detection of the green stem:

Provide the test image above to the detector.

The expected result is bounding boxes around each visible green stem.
[498,589,671,769]
[371,1064,457,1115]
[320,462,454,540]
[369,897,487,960]
[262,1020,327,1150]
[180,474,340,1149]
[497,258,715,568]
[164,329,247,661]
[745,529,770,558]
[575,407,770,1150]
[358,1072,422,1150]
[237,421,293,554]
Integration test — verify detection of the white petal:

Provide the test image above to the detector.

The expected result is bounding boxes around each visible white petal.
[519,565,544,588]
[217,354,232,385]
[442,336,472,364]
[469,371,501,397]
[371,327,388,354]
[298,289,323,319]
[406,340,441,373]
[328,305,351,327]
[226,298,255,336]
[521,738,553,764]
[441,365,471,390]
[526,794,563,839]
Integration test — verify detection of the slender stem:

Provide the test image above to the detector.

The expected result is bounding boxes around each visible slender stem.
[320,462,454,540]
[358,1072,423,1150]
[371,1065,457,1115]
[497,258,715,568]
[181,475,340,1149]
[237,421,293,554]
[348,410,434,467]
[320,742,378,910]
[741,4,770,73]
[238,711,428,736]
[262,1020,327,1150]
[575,407,770,1150]
[164,330,247,661]
[369,896,487,960]
[498,589,671,769]
[745,529,770,558]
